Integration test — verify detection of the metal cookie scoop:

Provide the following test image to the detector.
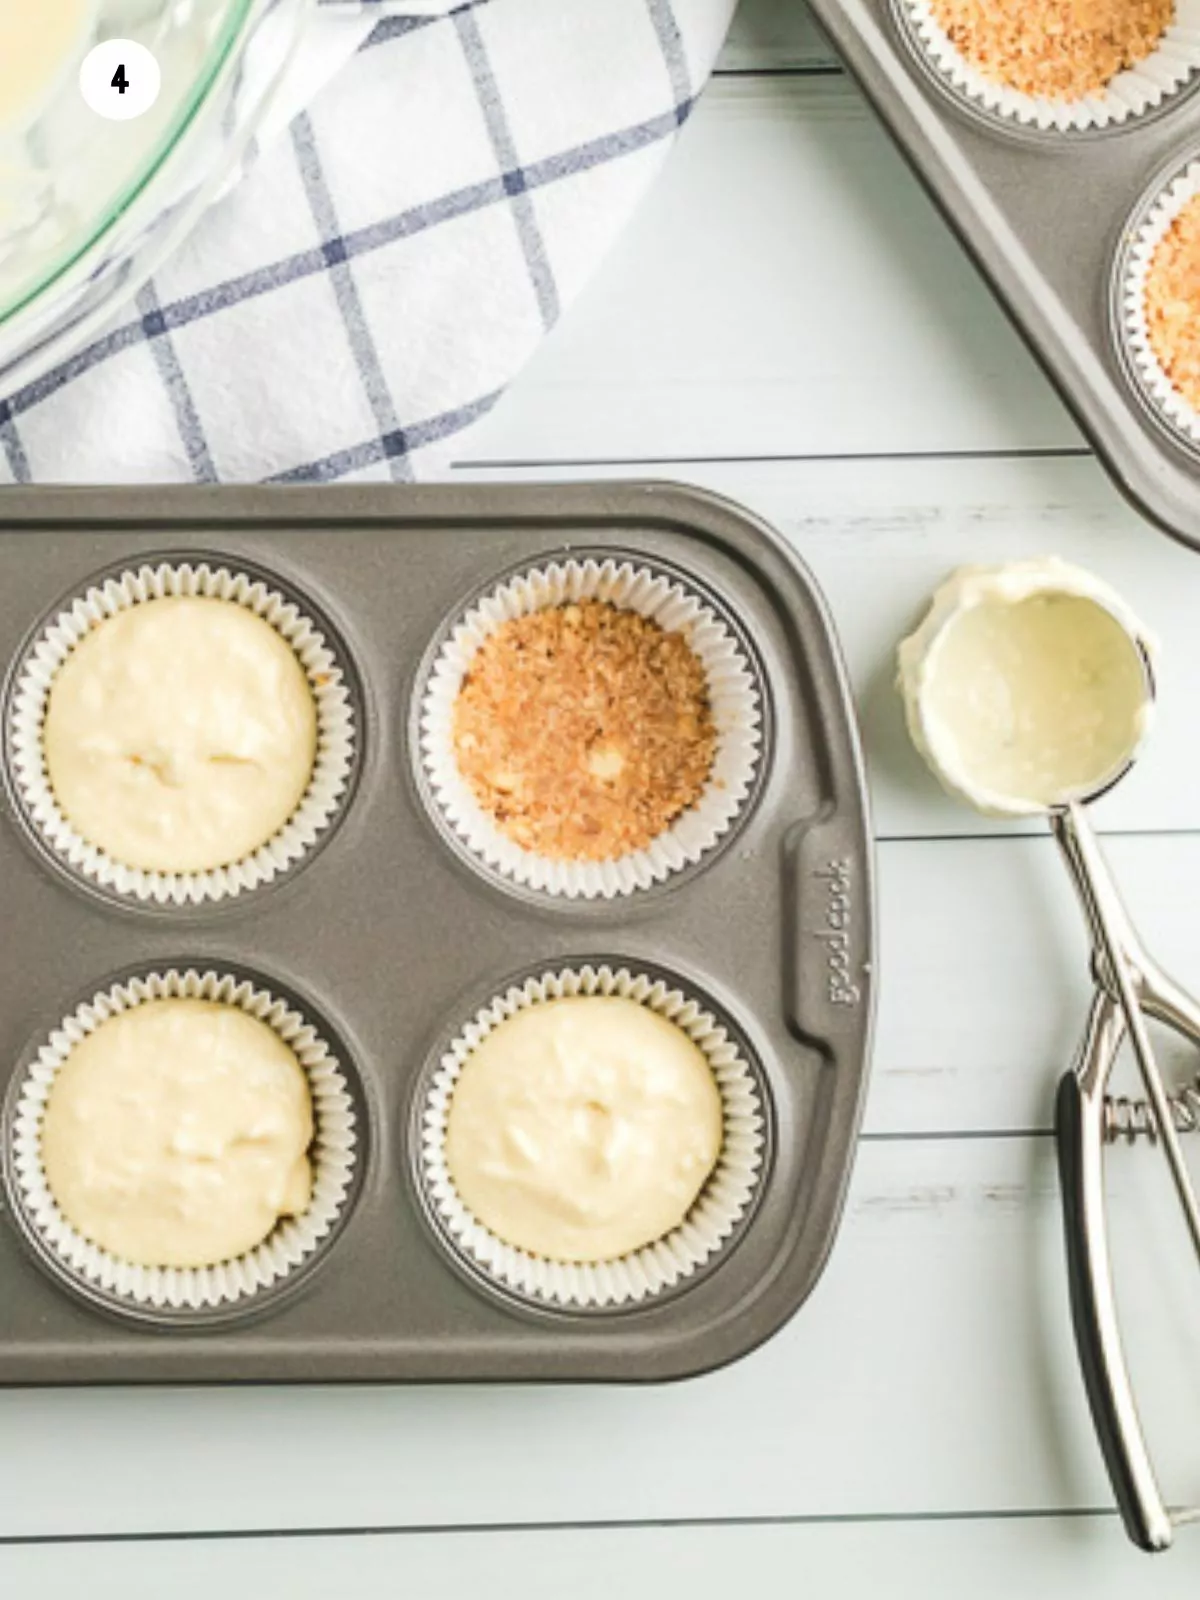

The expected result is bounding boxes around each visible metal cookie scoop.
[1055,815,1200,1552]
[898,558,1200,1553]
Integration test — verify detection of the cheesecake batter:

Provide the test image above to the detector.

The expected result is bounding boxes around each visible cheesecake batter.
[44,596,317,873]
[42,998,314,1269]
[898,559,1154,816]
[0,0,94,132]
[446,996,723,1262]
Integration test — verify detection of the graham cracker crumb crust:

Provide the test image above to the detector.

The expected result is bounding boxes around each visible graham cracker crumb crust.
[452,600,718,862]
[1145,191,1200,413]
[926,0,1173,101]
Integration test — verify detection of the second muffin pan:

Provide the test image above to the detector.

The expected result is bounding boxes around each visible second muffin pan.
[0,482,873,1384]
[810,0,1200,550]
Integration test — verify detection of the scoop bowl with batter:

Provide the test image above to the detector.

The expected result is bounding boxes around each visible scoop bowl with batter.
[897,557,1155,817]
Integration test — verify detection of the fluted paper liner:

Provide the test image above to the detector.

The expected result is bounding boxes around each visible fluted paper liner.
[7,561,357,905]
[1120,158,1200,450]
[418,557,763,899]
[420,965,767,1309]
[896,0,1200,133]
[7,968,358,1313]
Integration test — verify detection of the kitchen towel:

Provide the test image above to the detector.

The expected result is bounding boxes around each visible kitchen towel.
[0,0,736,485]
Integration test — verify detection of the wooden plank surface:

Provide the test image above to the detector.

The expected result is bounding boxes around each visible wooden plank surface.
[3,1517,1197,1600]
[462,77,1081,463]
[721,0,836,69]
[3,1134,1198,1539]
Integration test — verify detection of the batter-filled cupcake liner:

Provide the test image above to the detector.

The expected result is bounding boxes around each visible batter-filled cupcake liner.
[894,0,1200,133]
[6,560,357,906]
[5,967,359,1315]
[1118,158,1200,452]
[417,557,763,900]
[419,965,768,1310]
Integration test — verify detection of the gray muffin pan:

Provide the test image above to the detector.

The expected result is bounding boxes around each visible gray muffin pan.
[0,483,873,1384]
[808,0,1200,551]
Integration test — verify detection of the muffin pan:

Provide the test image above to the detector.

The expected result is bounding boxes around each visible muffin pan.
[0,482,873,1384]
[808,0,1200,550]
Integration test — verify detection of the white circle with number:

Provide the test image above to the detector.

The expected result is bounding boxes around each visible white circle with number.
[79,38,161,122]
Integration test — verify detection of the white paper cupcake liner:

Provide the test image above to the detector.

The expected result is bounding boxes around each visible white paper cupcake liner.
[418,557,763,899]
[419,965,767,1309]
[1119,158,1200,450]
[896,0,1200,133]
[6,560,357,906]
[6,967,359,1314]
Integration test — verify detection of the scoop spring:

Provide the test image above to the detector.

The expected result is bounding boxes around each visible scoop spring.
[1104,1075,1200,1144]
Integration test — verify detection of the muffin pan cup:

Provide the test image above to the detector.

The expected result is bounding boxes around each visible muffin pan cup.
[1116,155,1200,452]
[4,964,363,1325]
[417,963,768,1311]
[416,552,764,900]
[808,0,1200,550]
[3,555,360,908]
[892,0,1200,136]
[0,483,873,1385]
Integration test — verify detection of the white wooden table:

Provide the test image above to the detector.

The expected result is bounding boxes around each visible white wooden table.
[4,2,1200,1592]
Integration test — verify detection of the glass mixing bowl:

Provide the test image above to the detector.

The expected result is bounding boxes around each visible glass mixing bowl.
[0,0,313,395]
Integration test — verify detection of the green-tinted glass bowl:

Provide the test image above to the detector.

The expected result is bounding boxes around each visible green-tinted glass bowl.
[0,0,312,397]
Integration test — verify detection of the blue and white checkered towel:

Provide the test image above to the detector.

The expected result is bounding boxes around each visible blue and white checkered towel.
[0,0,734,485]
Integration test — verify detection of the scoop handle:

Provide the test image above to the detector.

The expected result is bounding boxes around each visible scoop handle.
[1055,1066,1173,1553]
